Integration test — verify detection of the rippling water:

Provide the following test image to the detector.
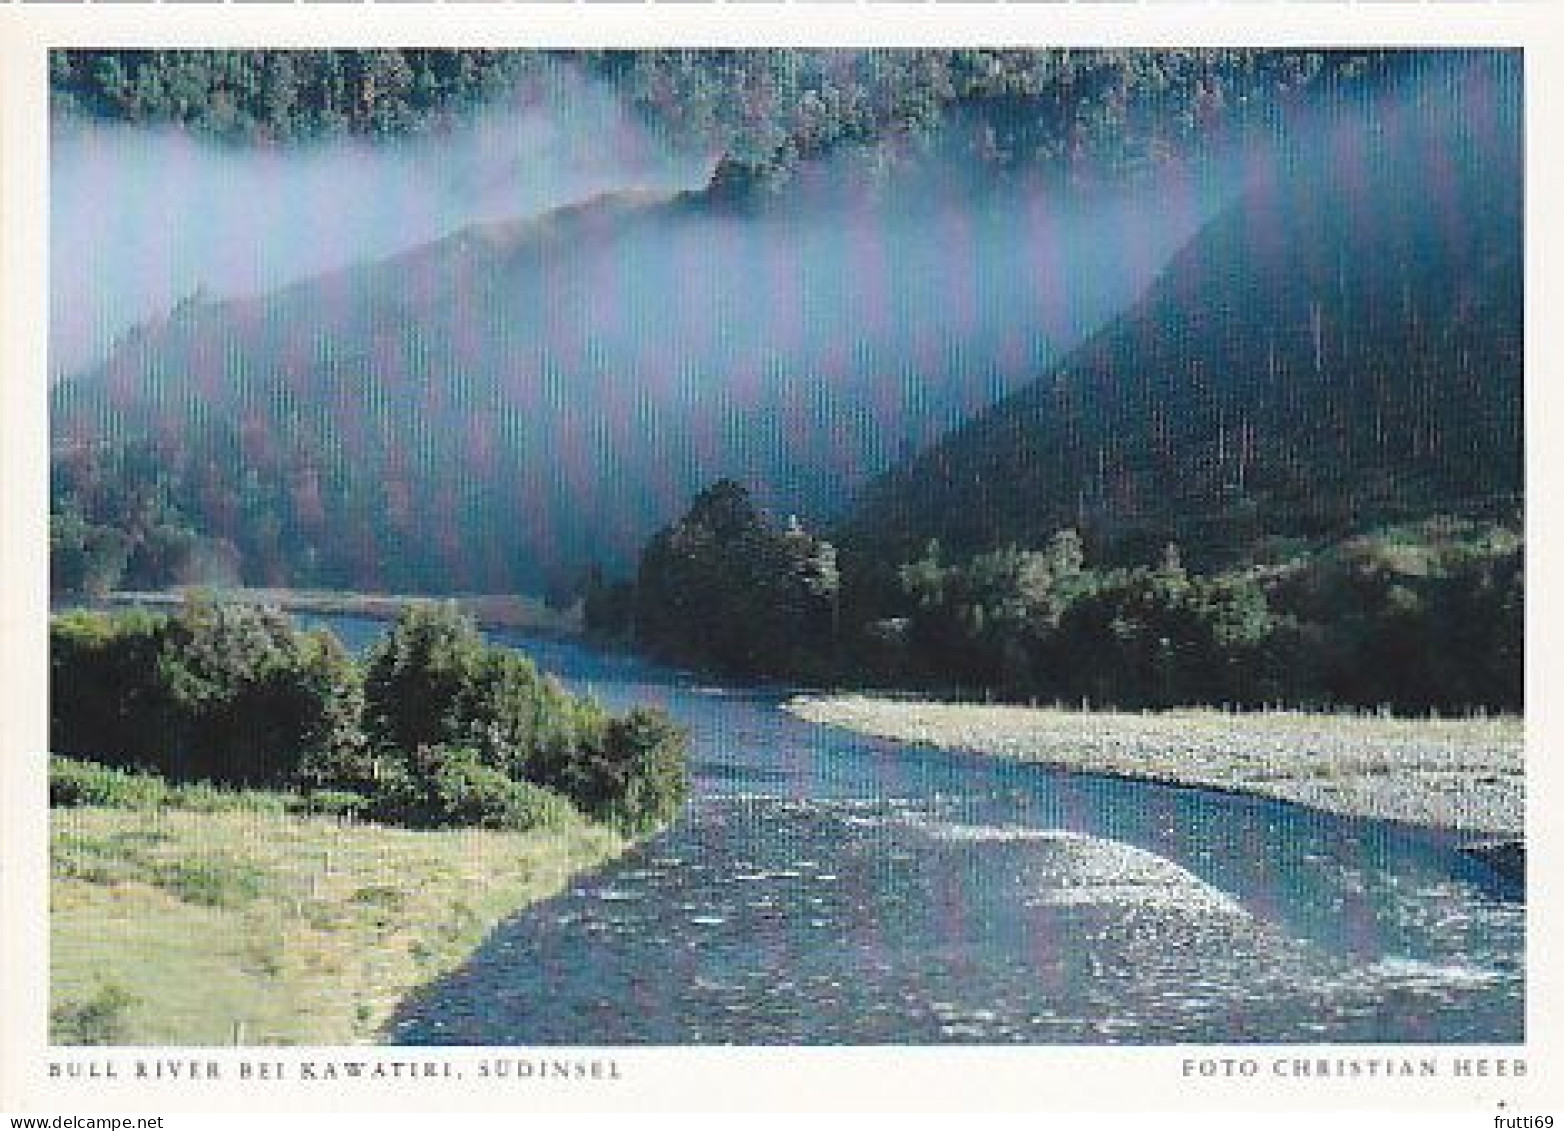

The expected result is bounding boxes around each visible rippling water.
[316,618,1522,1044]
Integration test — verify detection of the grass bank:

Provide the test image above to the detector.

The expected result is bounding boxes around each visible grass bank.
[51,800,622,1045]
[786,695,1523,841]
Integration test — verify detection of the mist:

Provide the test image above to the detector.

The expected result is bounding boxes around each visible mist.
[50,51,1517,589]
[50,64,710,378]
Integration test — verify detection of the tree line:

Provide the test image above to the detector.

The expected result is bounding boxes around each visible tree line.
[590,480,1521,714]
[50,428,552,599]
[52,598,689,834]
[52,48,1409,189]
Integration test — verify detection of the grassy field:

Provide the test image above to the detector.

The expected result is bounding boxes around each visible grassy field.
[51,804,622,1045]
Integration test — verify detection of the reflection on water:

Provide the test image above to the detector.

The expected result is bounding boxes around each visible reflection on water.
[316,618,1522,1044]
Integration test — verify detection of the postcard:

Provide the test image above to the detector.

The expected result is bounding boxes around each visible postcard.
[1,1,1560,1119]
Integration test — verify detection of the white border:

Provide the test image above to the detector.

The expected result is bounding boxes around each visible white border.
[3,4,1561,1116]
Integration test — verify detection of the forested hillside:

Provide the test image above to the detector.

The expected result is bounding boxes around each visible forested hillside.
[53,48,1404,175]
[845,53,1522,568]
[51,47,1523,717]
[50,181,1052,595]
[603,54,1524,712]
[607,483,1520,712]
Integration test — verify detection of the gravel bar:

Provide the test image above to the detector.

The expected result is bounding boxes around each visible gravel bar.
[785,695,1524,841]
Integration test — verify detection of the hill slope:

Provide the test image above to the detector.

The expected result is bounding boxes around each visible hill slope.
[845,73,1523,566]
[51,179,1059,594]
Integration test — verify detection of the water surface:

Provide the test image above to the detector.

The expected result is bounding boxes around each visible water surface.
[322,617,1524,1044]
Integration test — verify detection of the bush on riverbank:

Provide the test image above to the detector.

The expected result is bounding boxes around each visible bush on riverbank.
[51,598,690,835]
[51,598,364,786]
[371,744,585,832]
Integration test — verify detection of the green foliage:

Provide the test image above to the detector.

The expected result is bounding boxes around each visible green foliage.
[52,50,547,143]
[898,534,1090,693]
[632,480,840,677]
[50,440,242,596]
[51,757,172,809]
[51,509,131,596]
[371,745,583,832]
[364,604,592,781]
[151,857,267,908]
[49,429,365,595]
[1268,523,1523,711]
[47,596,367,787]
[880,520,1519,712]
[532,706,690,833]
[629,475,1518,713]
[50,608,166,765]
[1047,554,1288,708]
[51,980,139,1046]
[50,756,364,817]
[147,596,366,785]
[52,49,1408,191]
[362,602,490,757]
[601,708,691,833]
[53,600,691,834]
[362,603,689,829]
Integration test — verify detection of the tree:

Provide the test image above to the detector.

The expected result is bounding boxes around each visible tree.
[362,602,488,757]
[634,481,840,676]
[51,510,130,597]
[150,596,363,783]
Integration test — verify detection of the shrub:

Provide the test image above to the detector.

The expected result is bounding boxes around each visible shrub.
[53,600,692,836]
[50,608,165,766]
[360,604,690,834]
[362,603,487,757]
[300,789,371,820]
[50,757,169,809]
[542,707,689,832]
[604,707,690,833]
[51,598,364,788]
[363,605,600,783]
[50,757,298,815]
[372,745,583,832]
[52,980,139,1046]
[151,857,267,908]
[152,596,363,785]
[162,780,288,815]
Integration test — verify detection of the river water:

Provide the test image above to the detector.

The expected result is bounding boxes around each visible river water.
[317,617,1522,1045]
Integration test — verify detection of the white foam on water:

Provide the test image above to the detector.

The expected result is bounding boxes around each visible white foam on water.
[868,816,1250,917]
[929,825,1079,844]
[593,888,641,902]
[1026,830,1248,917]
[1026,883,1241,916]
[1368,956,1508,988]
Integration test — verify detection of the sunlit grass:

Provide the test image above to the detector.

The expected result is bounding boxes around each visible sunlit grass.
[51,805,623,1045]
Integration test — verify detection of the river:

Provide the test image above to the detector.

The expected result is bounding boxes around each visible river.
[319,616,1522,1044]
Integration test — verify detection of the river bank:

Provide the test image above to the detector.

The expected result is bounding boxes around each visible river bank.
[101,587,582,636]
[52,800,623,1045]
[785,695,1524,845]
